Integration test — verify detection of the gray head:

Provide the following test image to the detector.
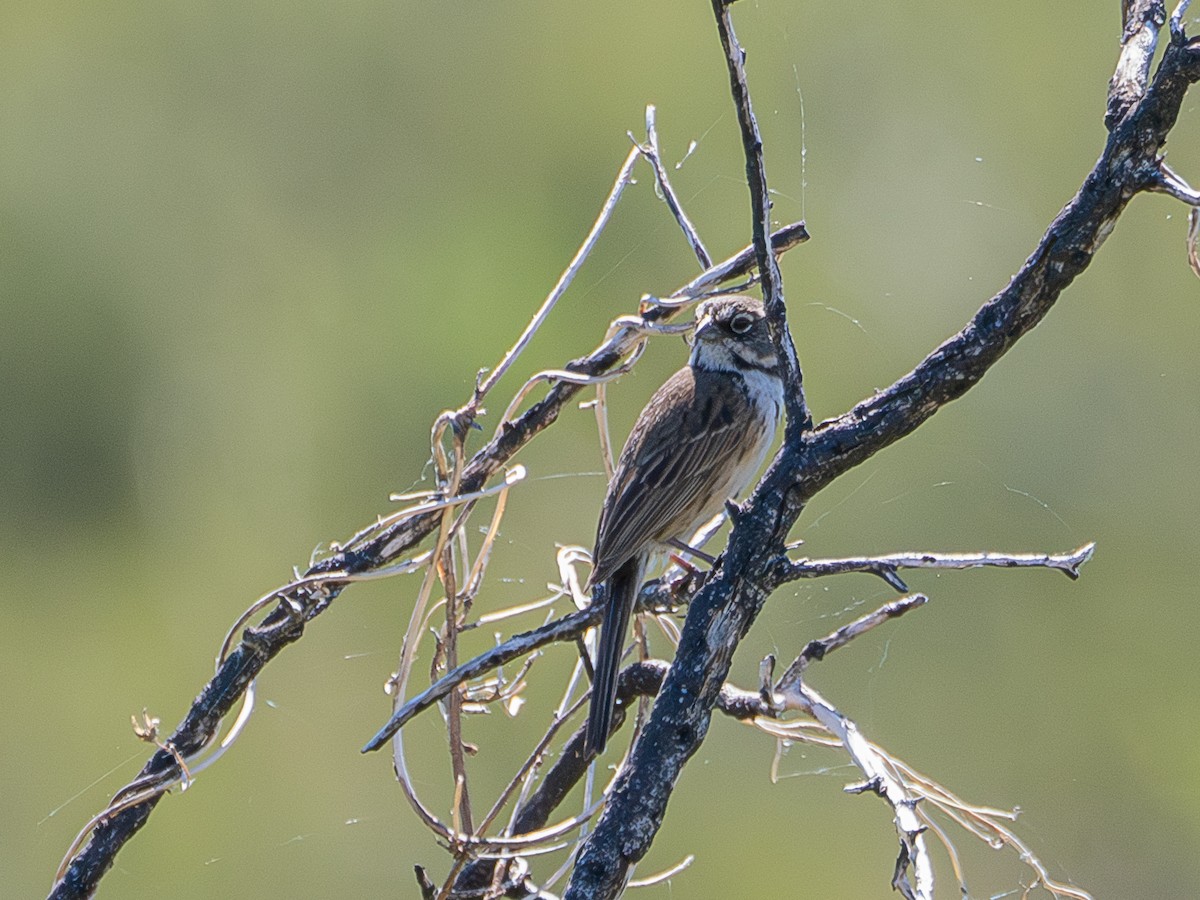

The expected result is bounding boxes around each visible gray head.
[689,295,781,377]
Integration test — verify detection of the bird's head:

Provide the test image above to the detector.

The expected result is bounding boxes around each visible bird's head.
[689,295,781,377]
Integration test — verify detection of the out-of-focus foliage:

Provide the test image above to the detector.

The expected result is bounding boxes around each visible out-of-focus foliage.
[4,2,1199,897]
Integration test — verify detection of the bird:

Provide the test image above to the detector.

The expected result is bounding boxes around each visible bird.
[583,295,785,756]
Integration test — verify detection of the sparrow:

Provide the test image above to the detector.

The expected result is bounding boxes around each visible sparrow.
[583,295,785,756]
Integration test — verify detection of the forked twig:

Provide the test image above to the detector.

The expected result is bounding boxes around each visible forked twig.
[55,0,1200,889]
[632,105,712,269]
[561,2,1200,895]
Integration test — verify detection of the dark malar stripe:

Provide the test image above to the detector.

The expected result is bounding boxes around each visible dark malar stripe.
[729,355,781,377]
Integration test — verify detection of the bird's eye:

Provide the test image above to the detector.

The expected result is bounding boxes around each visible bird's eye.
[728,312,755,334]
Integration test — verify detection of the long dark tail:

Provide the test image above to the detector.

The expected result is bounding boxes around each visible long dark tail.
[584,559,641,757]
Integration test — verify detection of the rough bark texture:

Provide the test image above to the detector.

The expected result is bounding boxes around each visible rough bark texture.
[48,3,1200,897]
[562,9,1200,900]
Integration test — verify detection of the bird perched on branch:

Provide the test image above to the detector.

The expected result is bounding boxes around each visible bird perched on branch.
[584,295,785,755]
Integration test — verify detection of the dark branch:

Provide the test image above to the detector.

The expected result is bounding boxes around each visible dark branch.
[708,0,810,435]
[451,660,772,898]
[564,10,1200,900]
[362,574,702,752]
[450,587,929,898]
[49,2,1200,896]
[49,213,807,899]
[367,609,595,752]
[1107,0,1166,129]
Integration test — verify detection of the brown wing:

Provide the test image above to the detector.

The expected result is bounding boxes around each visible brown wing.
[590,366,756,586]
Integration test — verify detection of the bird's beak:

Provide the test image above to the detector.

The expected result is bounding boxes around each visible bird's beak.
[692,315,718,344]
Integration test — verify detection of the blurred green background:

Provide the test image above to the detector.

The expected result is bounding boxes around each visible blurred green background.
[4,1,1199,897]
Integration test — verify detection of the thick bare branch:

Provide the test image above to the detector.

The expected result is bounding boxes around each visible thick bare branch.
[1107,0,1166,129]
[565,10,1200,900]
[49,208,809,900]
[450,659,772,898]
[48,2,1200,897]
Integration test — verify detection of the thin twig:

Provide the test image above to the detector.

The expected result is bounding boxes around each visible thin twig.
[1145,161,1200,204]
[774,594,929,688]
[1172,0,1195,41]
[709,0,809,434]
[781,680,935,900]
[626,854,695,889]
[633,105,712,269]
[48,115,809,900]
[365,540,1095,752]
[767,543,1097,592]
[1190,207,1200,278]
[561,6,1200,899]
[472,145,641,405]
[365,607,597,751]
[441,548,474,837]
